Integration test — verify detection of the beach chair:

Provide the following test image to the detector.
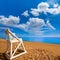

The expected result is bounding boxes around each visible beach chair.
[5,29,27,60]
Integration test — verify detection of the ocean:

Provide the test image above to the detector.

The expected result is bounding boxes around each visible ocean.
[0,35,60,44]
[22,37,60,44]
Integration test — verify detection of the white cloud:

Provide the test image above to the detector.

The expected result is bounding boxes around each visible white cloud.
[30,8,40,16]
[22,18,46,34]
[21,10,29,17]
[29,18,45,27]
[0,15,20,26]
[0,15,55,35]
[46,20,56,30]
[30,2,60,16]
[16,18,55,35]
[47,8,60,14]
[37,2,49,11]
[16,24,27,30]
[53,4,59,8]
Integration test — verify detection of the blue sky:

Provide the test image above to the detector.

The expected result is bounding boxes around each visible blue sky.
[0,0,60,39]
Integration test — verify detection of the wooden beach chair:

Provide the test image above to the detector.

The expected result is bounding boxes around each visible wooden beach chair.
[5,29,27,60]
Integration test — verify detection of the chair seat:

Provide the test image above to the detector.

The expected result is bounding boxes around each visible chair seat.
[10,38,22,43]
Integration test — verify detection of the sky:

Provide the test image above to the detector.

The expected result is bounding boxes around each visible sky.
[0,0,60,39]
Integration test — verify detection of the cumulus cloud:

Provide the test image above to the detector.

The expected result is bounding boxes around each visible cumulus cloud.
[21,10,29,17]
[30,8,40,16]
[0,15,55,35]
[16,24,27,30]
[17,18,46,35]
[29,18,45,27]
[53,4,59,8]
[37,2,49,11]
[16,18,55,35]
[30,2,60,16]
[0,15,20,26]
[47,8,60,14]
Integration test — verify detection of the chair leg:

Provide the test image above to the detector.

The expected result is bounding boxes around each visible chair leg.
[10,42,12,60]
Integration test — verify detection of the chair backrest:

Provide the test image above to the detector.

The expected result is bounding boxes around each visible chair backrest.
[5,29,21,42]
[5,29,10,36]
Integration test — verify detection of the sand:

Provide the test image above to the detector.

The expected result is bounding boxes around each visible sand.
[0,38,60,60]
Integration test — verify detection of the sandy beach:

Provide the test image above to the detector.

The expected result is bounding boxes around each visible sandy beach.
[0,38,60,60]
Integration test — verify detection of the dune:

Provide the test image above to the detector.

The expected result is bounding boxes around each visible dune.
[0,38,60,60]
